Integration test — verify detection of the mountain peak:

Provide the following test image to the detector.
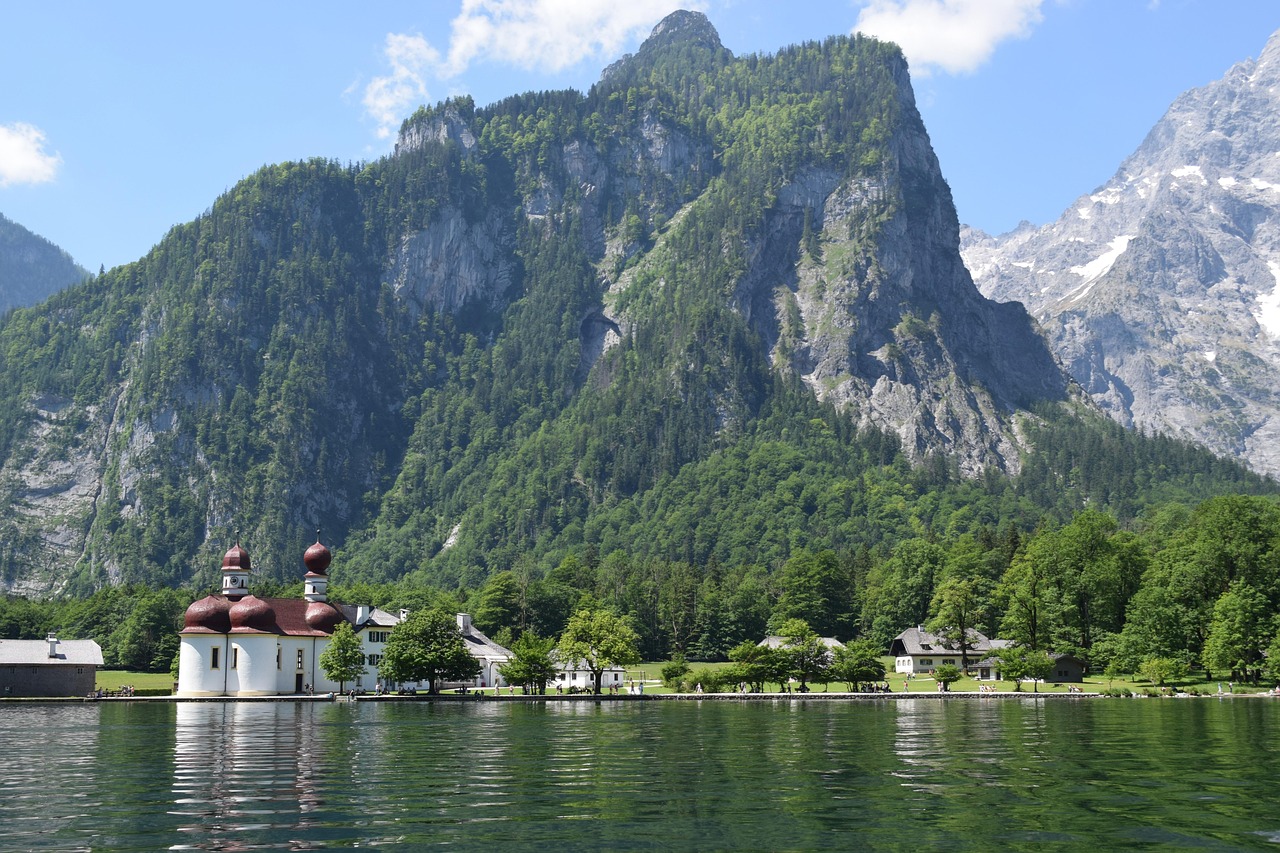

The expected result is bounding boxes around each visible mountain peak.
[639,10,723,55]
[1253,26,1280,76]
[599,9,729,86]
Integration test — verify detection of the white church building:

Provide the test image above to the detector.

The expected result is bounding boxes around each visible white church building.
[176,536,513,697]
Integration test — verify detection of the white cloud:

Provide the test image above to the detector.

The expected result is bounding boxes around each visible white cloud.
[0,122,62,187]
[853,0,1044,76]
[443,0,693,76]
[363,0,694,140]
[363,33,441,140]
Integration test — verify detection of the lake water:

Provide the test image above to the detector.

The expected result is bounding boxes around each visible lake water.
[2,697,1278,850]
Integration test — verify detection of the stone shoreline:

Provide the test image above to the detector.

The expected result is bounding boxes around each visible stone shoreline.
[12,689,1278,704]
[8,690,1105,703]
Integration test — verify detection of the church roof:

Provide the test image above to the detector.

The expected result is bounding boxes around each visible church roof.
[181,596,348,637]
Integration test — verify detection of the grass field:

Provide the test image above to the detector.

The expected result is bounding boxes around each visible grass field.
[95,670,175,692]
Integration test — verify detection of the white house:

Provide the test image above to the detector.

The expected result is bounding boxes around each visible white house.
[550,657,628,692]
[889,626,1008,675]
[757,635,844,653]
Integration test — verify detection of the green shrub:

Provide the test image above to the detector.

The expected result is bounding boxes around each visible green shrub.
[684,667,723,694]
[134,687,172,697]
[662,655,692,687]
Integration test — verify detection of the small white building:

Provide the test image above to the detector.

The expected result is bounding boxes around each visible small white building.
[551,657,628,692]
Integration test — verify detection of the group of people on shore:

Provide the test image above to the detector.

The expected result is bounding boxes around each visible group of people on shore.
[89,685,135,698]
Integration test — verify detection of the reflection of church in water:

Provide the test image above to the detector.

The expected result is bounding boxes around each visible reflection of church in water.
[172,702,328,846]
[176,537,400,696]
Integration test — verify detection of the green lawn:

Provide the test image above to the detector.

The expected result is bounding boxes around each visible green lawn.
[95,670,175,692]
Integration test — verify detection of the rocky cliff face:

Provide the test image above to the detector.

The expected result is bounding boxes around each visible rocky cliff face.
[728,57,1069,474]
[963,29,1280,475]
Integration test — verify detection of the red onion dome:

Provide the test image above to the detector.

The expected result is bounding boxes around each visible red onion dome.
[305,601,344,633]
[303,538,332,575]
[229,594,276,633]
[183,595,232,633]
[222,543,251,571]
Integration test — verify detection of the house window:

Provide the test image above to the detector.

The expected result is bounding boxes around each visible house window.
[232,648,239,669]
[942,659,955,665]
[368,631,390,643]
[919,658,933,667]
[77,667,84,675]
[296,649,304,670]
[368,654,382,666]
[211,647,220,669]
[277,648,282,670]
[1058,670,1068,678]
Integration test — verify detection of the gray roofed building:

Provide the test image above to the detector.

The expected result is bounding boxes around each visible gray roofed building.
[890,626,1008,675]
[336,604,402,630]
[0,634,103,697]
[456,613,512,689]
[758,635,845,651]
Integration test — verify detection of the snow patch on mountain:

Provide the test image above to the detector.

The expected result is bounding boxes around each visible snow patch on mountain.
[1258,261,1280,339]
[1069,235,1134,299]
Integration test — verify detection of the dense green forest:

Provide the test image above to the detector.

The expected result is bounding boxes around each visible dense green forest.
[7,492,1280,686]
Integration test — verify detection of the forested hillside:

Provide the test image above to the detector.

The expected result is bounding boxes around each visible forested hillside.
[0,10,1270,611]
[0,212,88,312]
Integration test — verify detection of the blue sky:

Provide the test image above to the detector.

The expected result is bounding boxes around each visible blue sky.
[2,1,1278,272]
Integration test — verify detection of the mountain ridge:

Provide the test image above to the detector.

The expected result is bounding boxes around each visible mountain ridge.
[963,27,1280,476]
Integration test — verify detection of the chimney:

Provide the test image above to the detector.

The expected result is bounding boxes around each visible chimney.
[47,633,58,658]
[457,613,472,634]
[356,605,370,625]
[399,609,410,622]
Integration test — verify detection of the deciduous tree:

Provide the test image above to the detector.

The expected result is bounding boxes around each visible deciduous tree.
[378,609,477,694]
[319,621,367,692]
[829,638,886,690]
[498,632,557,694]
[556,608,640,694]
